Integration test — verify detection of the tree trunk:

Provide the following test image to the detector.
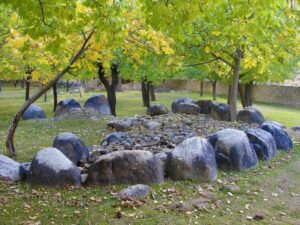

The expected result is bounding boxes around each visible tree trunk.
[227,85,231,105]
[44,91,47,102]
[210,80,217,101]
[0,80,3,92]
[245,81,253,107]
[97,63,118,116]
[229,49,242,121]
[66,80,69,92]
[200,81,204,96]
[25,76,31,101]
[6,29,94,156]
[53,82,58,112]
[238,82,246,108]
[149,84,156,101]
[116,75,122,92]
[13,81,17,88]
[21,80,25,88]
[141,79,150,108]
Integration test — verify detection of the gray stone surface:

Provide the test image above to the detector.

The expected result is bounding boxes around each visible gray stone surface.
[210,103,231,121]
[260,122,293,150]
[245,128,277,161]
[195,100,213,114]
[166,137,217,182]
[107,119,133,131]
[22,104,46,120]
[54,99,81,118]
[117,184,151,199]
[147,104,169,116]
[171,98,200,115]
[0,155,21,181]
[83,94,111,115]
[27,147,81,187]
[144,121,161,130]
[208,129,258,171]
[53,132,89,164]
[20,162,31,180]
[237,107,265,125]
[86,150,164,185]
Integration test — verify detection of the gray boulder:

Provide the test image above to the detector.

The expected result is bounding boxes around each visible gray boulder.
[237,107,265,125]
[0,155,21,181]
[245,128,277,161]
[101,132,128,146]
[107,119,133,131]
[144,121,161,130]
[171,98,200,115]
[147,104,169,116]
[208,129,258,171]
[83,94,111,115]
[155,152,168,172]
[166,137,217,182]
[195,100,213,114]
[53,132,89,164]
[291,126,300,132]
[260,122,293,150]
[20,162,31,180]
[54,99,81,118]
[22,104,46,120]
[117,184,151,200]
[27,147,81,187]
[86,150,164,185]
[210,103,231,121]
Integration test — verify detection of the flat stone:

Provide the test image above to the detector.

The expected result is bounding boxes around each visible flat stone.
[117,184,151,199]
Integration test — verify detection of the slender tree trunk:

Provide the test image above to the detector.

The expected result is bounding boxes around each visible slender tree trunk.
[0,80,3,92]
[149,84,156,101]
[6,29,94,156]
[230,49,242,121]
[53,82,58,112]
[13,81,17,88]
[44,91,47,102]
[21,80,25,89]
[116,75,122,92]
[141,79,150,108]
[245,81,253,107]
[66,80,69,92]
[97,63,118,116]
[227,85,231,105]
[200,81,204,96]
[25,76,31,101]
[238,82,246,108]
[210,80,217,101]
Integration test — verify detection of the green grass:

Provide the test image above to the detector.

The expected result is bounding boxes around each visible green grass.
[0,86,300,225]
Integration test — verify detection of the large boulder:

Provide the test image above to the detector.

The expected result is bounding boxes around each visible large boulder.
[171,98,200,115]
[107,119,133,131]
[86,150,164,185]
[195,100,213,114]
[260,122,293,150]
[237,107,265,125]
[245,128,277,161]
[54,99,81,118]
[27,147,81,187]
[53,132,89,164]
[166,137,217,182]
[0,155,21,182]
[210,103,231,121]
[83,94,111,115]
[147,104,169,116]
[22,104,46,120]
[208,129,258,171]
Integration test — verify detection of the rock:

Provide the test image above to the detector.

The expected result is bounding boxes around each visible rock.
[210,103,231,121]
[81,174,88,184]
[83,94,111,115]
[107,119,133,131]
[287,127,300,143]
[22,104,46,120]
[0,155,21,182]
[20,162,31,180]
[147,104,169,116]
[155,152,168,172]
[269,121,286,129]
[260,122,293,150]
[166,137,217,182]
[144,121,161,130]
[86,150,164,184]
[208,129,258,171]
[222,184,240,193]
[54,99,81,118]
[53,132,89,164]
[195,100,213,114]
[245,128,277,161]
[117,184,151,200]
[101,132,128,146]
[27,147,81,187]
[237,107,265,125]
[171,98,200,115]
[291,126,300,132]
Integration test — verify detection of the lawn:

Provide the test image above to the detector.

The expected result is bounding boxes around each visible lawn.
[0,86,300,225]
